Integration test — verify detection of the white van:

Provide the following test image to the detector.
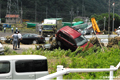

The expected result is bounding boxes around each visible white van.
[0,55,49,80]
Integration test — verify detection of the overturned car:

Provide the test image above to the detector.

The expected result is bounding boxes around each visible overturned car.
[37,26,93,51]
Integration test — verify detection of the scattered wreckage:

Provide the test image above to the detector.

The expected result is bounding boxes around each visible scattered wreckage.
[36,26,93,51]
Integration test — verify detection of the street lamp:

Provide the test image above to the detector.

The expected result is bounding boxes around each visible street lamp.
[104,16,106,30]
[112,2,115,33]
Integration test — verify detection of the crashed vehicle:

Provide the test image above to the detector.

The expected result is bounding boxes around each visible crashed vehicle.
[55,26,93,51]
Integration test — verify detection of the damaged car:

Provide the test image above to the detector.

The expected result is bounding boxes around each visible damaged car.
[55,26,93,51]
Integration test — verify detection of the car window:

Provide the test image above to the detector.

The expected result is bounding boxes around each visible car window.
[59,32,76,45]
[75,35,88,46]
[15,60,34,72]
[34,60,48,71]
[0,61,10,74]
[15,59,48,73]
[22,34,29,38]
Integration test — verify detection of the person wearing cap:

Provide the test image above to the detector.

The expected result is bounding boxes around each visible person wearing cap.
[18,31,22,48]
[4,27,6,33]
[115,26,120,36]
[11,27,13,33]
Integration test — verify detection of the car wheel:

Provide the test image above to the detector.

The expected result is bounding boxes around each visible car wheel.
[33,40,38,44]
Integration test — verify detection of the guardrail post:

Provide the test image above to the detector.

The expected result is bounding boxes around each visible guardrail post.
[109,65,114,80]
[57,65,63,80]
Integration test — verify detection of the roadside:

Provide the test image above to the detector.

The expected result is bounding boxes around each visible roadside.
[3,44,36,54]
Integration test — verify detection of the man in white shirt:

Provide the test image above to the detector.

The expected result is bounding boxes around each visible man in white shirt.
[11,27,13,33]
[116,26,120,36]
[39,28,42,35]
[17,31,22,48]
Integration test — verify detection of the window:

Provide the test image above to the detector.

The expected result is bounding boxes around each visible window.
[15,60,34,72]
[15,60,48,73]
[34,60,48,72]
[22,34,29,38]
[0,61,10,74]
[75,35,88,46]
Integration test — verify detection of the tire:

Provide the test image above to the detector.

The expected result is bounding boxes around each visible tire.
[33,40,38,44]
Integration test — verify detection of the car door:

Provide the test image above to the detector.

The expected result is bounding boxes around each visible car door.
[13,60,35,79]
[21,34,29,43]
[29,34,36,43]
[0,61,13,80]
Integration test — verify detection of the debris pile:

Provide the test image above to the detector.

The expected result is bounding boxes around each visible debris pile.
[89,37,104,47]
[107,36,120,47]
[5,36,12,43]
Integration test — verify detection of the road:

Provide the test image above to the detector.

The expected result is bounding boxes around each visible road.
[3,44,36,54]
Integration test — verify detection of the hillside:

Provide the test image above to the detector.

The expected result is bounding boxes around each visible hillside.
[0,0,119,22]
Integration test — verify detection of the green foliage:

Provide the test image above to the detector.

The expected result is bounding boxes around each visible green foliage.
[5,46,120,79]
[90,13,120,31]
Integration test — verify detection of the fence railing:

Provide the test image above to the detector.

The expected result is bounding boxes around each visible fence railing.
[36,62,120,80]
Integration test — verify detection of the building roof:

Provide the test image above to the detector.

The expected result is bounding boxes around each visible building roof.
[5,14,20,18]
[59,26,81,39]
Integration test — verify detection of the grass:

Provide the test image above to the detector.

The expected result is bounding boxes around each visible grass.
[3,45,120,79]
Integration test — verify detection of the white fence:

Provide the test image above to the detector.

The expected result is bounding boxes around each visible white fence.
[36,62,120,80]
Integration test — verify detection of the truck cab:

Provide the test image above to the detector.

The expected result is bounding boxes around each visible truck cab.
[42,18,62,36]
[0,55,48,80]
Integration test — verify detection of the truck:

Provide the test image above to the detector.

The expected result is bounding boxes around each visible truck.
[42,18,63,36]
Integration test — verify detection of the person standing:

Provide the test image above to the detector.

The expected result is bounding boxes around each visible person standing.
[16,28,18,33]
[18,31,22,48]
[116,26,120,36]
[4,27,6,33]
[39,28,42,35]
[11,27,13,33]
[12,31,18,50]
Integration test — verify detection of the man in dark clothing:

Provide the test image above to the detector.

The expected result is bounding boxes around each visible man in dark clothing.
[18,31,22,48]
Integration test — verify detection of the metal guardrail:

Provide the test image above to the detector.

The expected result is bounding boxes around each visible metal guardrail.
[36,62,120,80]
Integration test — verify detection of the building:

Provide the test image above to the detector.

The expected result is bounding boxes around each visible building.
[5,14,21,24]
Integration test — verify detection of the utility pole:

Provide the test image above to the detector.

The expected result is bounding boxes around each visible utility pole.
[46,7,48,18]
[35,0,37,22]
[6,0,11,24]
[7,0,19,24]
[112,2,115,33]
[0,4,1,23]
[77,7,79,16]
[56,10,57,18]
[21,2,23,24]
[70,7,74,27]
[108,0,110,42]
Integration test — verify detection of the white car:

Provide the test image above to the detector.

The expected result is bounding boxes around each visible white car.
[0,43,4,55]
